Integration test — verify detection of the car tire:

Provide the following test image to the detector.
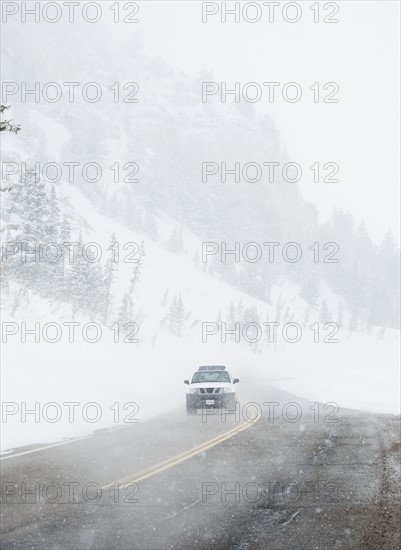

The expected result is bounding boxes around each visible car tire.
[186,404,197,415]
[224,394,236,412]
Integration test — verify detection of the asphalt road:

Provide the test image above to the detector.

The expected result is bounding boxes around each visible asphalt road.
[1,386,400,550]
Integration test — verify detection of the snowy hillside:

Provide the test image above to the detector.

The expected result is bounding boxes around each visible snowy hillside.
[1,178,399,451]
[1,10,399,452]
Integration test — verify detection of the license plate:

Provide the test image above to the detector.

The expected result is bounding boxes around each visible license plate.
[205,400,215,405]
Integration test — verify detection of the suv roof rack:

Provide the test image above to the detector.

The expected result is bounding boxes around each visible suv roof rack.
[198,365,226,371]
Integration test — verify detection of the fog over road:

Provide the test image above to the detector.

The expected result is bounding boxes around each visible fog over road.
[1,385,400,550]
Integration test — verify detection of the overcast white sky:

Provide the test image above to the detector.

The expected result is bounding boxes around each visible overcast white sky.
[130,1,400,244]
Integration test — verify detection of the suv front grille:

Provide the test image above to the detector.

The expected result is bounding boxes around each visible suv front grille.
[199,388,220,394]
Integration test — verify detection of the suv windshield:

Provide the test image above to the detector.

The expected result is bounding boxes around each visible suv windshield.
[191,371,230,383]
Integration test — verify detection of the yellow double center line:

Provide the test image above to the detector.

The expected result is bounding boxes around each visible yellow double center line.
[102,416,259,490]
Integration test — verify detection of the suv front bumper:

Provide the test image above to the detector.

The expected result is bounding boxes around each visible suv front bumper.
[186,393,235,408]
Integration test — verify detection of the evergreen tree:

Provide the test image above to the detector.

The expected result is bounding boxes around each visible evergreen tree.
[54,212,72,302]
[123,195,143,232]
[46,186,62,303]
[15,174,51,294]
[337,301,344,328]
[243,304,260,326]
[119,241,145,324]
[69,239,95,317]
[126,241,145,300]
[161,287,169,307]
[303,306,312,329]
[0,104,21,135]
[282,306,291,324]
[348,308,359,332]
[102,233,119,323]
[300,276,320,308]
[227,301,236,327]
[86,261,105,319]
[168,293,186,336]
[319,300,330,324]
[166,228,184,252]
[143,211,159,240]
[118,291,134,326]
[0,264,9,295]
[5,173,25,227]
[46,185,60,242]
[275,294,284,321]
[19,174,50,243]
[236,299,245,324]
[242,304,260,348]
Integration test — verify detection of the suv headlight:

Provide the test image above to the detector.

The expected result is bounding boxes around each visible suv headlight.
[188,388,197,394]
[221,388,232,394]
